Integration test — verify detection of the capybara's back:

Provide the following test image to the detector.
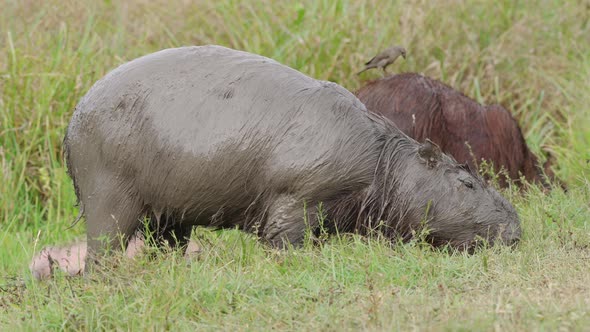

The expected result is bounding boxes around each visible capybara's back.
[65,45,385,259]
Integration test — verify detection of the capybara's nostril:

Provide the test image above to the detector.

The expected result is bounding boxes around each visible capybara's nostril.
[500,222,521,247]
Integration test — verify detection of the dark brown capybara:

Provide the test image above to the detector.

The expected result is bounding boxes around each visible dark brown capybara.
[62,46,520,273]
[355,73,557,189]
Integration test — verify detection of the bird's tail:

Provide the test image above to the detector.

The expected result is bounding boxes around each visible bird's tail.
[356,67,369,75]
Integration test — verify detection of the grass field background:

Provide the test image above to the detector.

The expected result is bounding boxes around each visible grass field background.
[1,0,589,330]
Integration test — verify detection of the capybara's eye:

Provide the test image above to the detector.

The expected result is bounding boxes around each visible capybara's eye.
[459,178,474,189]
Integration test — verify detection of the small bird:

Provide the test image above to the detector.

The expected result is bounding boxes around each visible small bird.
[357,45,407,76]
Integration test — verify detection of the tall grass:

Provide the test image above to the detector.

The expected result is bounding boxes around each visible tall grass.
[1,0,589,330]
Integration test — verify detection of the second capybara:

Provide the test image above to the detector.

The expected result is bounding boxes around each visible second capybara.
[58,45,520,274]
[355,73,557,188]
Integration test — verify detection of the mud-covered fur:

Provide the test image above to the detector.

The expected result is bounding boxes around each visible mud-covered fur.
[61,46,521,273]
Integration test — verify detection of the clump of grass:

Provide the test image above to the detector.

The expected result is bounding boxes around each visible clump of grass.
[1,0,589,330]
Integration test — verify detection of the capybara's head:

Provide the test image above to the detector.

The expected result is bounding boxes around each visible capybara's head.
[482,105,548,188]
[372,137,521,250]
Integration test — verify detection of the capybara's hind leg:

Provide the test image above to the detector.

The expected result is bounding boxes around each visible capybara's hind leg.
[83,177,143,273]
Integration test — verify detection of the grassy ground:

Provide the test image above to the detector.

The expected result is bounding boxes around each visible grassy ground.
[1,0,589,330]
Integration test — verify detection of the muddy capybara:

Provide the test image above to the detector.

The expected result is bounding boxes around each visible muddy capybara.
[355,73,557,188]
[62,45,520,272]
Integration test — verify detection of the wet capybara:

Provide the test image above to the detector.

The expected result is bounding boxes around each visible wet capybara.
[355,73,557,188]
[61,45,520,273]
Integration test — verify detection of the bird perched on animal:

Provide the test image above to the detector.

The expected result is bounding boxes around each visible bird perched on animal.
[357,45,407,76]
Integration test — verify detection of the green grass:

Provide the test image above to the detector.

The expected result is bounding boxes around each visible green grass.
[1,0,589,330]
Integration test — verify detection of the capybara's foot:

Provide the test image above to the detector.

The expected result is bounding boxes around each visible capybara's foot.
[30,234,200,279]
[30,241,87,280]
[30,235,145,280]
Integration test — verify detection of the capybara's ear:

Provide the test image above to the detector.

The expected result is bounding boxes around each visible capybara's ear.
[418,139,442,168]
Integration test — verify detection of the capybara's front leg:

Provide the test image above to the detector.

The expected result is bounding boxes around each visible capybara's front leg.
[262,195,319,249]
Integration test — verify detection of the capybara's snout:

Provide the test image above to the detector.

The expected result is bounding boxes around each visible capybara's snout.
[499,221,522,247]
